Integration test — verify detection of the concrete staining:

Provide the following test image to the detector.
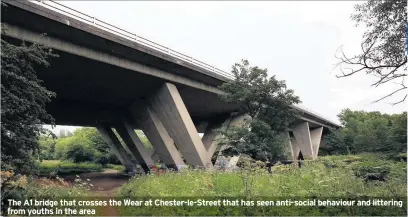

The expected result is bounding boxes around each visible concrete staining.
[2,0,340,171]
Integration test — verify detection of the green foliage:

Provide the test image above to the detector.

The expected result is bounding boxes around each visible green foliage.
[1,38,57,174]
[38,160,103,176]
[106,164,126,172]
[49,127,154,165]
[236,156,265,169]
[0,170,90,215]
[352,163,390,180]
[219,60,300,162]
[54,134,90,160]
[106,151,121,165]
[53,127,120,164]
[38,135,56,160]
[136,130,153,149]
[73,128,109,154]
[117,154,406,216]
[324,109,407,155]
[65,143,99,163]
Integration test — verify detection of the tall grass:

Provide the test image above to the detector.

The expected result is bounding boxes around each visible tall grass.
[116,153,407,216]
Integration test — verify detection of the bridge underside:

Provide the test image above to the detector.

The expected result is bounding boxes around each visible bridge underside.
[30,49,238,127]
[3,29,331,172]
[2,0,337,172]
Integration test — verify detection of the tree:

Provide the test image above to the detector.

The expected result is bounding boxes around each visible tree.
[322,129,348,155]
[1,36,57,174]
[335,0,407,105]
[38,135,56,160]
[322,109,407,155]
[65,143,98,163]
[218,60,300,162]
[72,128,109,154]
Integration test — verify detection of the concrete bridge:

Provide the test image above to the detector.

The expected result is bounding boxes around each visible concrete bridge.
[2,0,340,172]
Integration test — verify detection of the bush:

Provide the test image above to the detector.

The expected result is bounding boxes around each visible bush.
[1,171,28,214]
[96,155,109,166]
[38,160,103,176]
[65,143,98,163]
[386,152,407,162]
[104,152,121,165]
[353,164,390,179]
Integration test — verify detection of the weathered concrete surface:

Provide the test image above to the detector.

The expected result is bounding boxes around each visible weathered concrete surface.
[310,127,323,159]
[287,133,295,160]
[149,83,212,168]
[292,122,315,160]
[1,1,340,131]
[115,120,154,173]
[290,136,301,160]
[130,105,185,170]
[1,23,237,127]
[1,0,341,169]
[1,0,229,85]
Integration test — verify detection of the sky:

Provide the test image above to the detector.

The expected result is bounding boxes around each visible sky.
[44,1,406,133]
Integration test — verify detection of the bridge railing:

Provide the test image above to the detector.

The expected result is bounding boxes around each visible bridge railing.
[32,0,235,80]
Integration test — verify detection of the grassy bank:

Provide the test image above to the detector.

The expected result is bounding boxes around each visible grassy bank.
[116,153,407,216]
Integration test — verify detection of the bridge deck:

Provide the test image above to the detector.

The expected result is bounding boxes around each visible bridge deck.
[1,0,339,129]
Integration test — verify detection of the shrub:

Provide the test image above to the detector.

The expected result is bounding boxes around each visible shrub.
[38,160,103,176]
[386,152,407,162]
[65,143,98,163]
[107,152,121,164]
[96,155,109,166]
[24,176,89,198]
[1,171,28,215]
[352,163,390,179]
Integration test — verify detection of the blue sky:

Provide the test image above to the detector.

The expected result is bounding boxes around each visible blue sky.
[43,1,406,132]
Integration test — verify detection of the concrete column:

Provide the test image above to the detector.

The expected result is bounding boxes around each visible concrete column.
[115,120,154,173]
[292,122,315,160]
[149,82,212,168]
[310,127,323,159]
[133,106,185,170]
[201,117,231,161]
[96,124,133,171]
[287,132,294,160]
[290,136,301,161]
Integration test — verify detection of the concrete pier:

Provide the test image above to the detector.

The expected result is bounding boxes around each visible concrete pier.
[149,83,212,168]
[115,120,154,173]
[292,122,315,160]
[310,127,323,159]
[131,105,185,170]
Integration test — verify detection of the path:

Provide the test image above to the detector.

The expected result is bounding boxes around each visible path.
[66,169,131,216]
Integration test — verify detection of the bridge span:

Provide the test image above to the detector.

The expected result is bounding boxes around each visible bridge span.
[2,0,340,172]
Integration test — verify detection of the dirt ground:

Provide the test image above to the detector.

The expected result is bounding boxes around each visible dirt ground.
[73,169,131,192]
[37,169,131,216]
